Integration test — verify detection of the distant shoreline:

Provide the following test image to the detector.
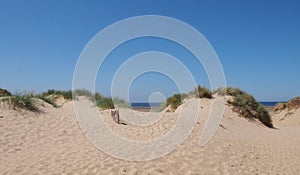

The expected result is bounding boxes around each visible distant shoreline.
[259,101,286,107]
[259,101,286,113]
[131,101,285,108]
[131,101,285,112]
[131,102,161,107]
[130,102,162,112]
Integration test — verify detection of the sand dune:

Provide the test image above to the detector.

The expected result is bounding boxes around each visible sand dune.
[273,109,300,127]
[1,97,300,174]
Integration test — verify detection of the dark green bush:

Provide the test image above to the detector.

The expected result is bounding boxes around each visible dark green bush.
[257,104,273,128]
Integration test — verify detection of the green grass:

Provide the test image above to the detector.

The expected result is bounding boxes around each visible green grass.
[1,92,40,112]
[219,87,273,128]
[36,95,58,108]
[95,94,114,109]
[42,89,73,100]
[166,93,187,111]
[160,85,212,112]
[0,88,129,111]
[41,89,127,110]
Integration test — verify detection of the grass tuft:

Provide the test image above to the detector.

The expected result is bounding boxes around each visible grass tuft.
[36,95,58,108]
[1,92,40,112]
[95,94,114,109]
[42,89,73,100]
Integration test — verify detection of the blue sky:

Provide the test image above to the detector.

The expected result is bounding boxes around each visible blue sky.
[0,0,299,102]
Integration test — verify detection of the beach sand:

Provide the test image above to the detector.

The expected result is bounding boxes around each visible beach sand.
[1,97,300,174]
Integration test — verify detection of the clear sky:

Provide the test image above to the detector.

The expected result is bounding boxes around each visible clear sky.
[0,0,299,102]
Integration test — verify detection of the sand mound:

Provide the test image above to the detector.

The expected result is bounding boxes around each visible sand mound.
[1,97,300,174]
[273,109,300,127]
[50,95,69,107]
[274,102,286,114]
[272,97,300,127]
[274,97,300,113]
[273,108,300,127]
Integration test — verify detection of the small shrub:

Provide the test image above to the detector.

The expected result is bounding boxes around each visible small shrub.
[257,104,273,128]
[226,87,244,97]
[196,85,212,99]
[166,94,183,110]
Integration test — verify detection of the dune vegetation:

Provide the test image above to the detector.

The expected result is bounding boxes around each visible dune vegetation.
[41,89,73,100]
[0,88,130,111]
[163,85,213,111]
[273,97,300,115]
[0,86,274,128]
[0,92,40,112]
[165,93,186,111]
[196,85,213,99]
[216,87,273,128]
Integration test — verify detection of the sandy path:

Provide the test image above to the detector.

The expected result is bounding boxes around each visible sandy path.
[1,98,300,174]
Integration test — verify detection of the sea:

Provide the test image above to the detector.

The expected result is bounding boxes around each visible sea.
[259,101,285,106]
[130,102,162,108]
[130,101,284,113]
[131,102,283,108]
